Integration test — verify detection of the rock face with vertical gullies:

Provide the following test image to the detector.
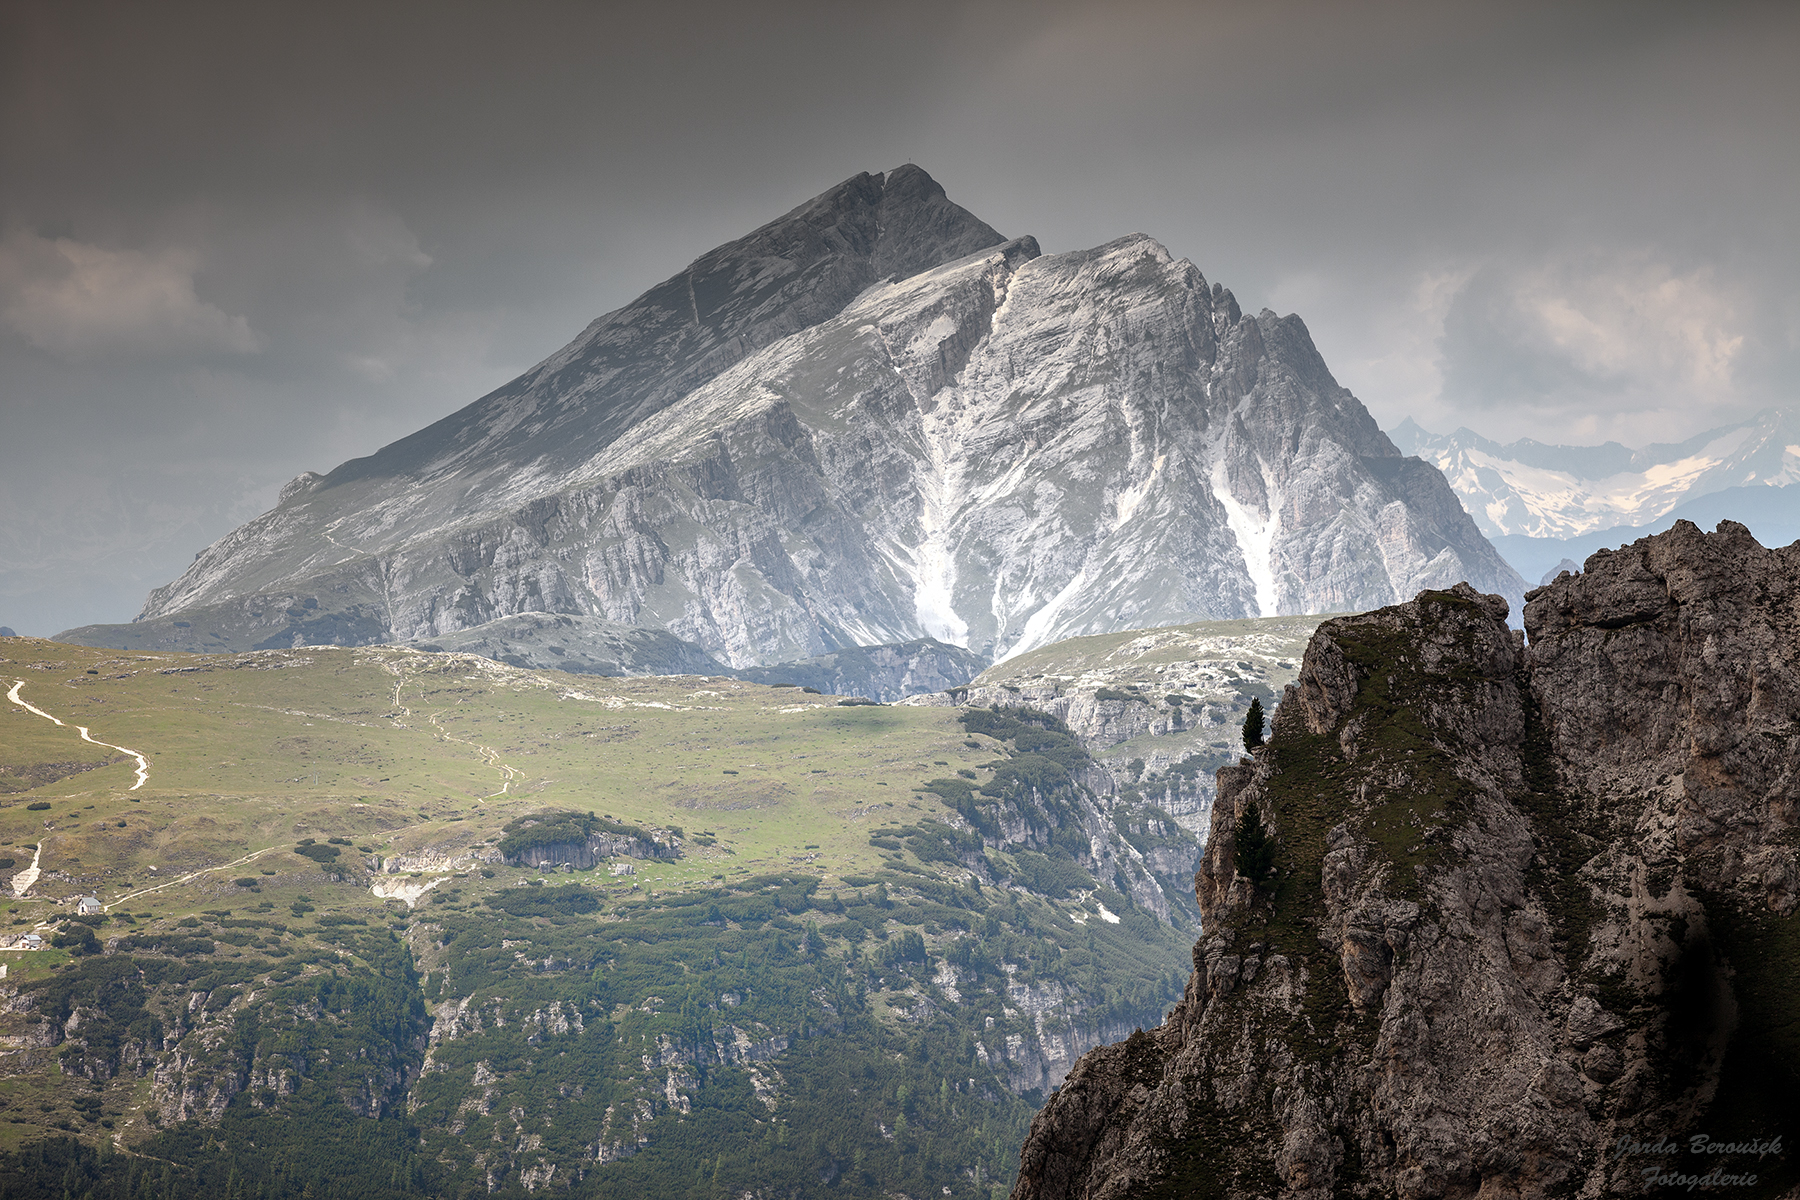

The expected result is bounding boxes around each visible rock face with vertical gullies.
[69,165,1519,667]
[1012,520,1800,1200]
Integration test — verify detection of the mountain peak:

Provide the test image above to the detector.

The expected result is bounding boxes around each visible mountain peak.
[870,164,1007,279]
[736,165,1003,283]
[107,173,1520,667]
[309,167,1010,493]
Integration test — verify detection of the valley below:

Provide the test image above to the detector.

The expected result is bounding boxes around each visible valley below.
[0,617,1300,1199]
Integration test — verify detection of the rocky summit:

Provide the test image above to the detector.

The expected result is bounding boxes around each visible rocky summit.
[61,166,1520,671]
[1012,519,1800,1199]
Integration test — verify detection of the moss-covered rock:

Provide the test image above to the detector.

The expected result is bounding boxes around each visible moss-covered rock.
[1017,527,1800,1199]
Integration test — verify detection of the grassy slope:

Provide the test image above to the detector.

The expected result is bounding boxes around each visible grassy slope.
[977,616,1331,686]
[0,636,1191,1197]
[969,614,1333,798]
[0,640,990,907]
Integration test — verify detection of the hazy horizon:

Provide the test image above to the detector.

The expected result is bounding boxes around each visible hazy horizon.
[4,1,1796,635]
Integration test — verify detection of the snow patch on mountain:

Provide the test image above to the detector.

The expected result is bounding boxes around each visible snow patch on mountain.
[1210,457,1279,618]
[1009,567,1095,664]
[1112,455,1162,530]
[1393,409,1800,539]
[91,168,1521,668]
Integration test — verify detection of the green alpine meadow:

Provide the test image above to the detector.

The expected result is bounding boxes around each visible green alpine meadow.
[0,634,1219,1198]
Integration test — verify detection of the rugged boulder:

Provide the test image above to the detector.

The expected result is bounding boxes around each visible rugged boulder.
[496,811,680,871]
[1013,520,1800,1199]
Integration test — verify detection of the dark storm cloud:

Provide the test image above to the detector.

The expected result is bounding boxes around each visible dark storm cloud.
[2,0,1796,632]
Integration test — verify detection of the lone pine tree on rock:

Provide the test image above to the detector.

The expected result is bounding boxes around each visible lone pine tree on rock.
[1233,800,1276,887]
[1242,697,1265,751]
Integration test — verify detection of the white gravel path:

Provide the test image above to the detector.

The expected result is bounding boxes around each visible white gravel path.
[8,678,150,789]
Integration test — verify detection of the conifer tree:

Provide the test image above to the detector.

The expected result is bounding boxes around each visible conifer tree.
[1233,800,1276,887]
[1242,696,1266,751]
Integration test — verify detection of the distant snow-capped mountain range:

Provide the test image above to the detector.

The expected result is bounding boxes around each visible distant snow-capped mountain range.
[1390,408,1800,541]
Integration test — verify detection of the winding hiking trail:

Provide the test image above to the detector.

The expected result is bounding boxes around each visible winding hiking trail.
[385,662,521,801]
[428,710,523,799]
[7,678,153,901]
[104,846,281,912]
[6,663,510,912]
[7,679,151,789]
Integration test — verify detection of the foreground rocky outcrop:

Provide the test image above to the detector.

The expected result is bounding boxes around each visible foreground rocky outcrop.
[1014,520,1800,1200]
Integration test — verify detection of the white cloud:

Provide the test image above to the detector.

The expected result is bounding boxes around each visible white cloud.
[1430,251,1751,442]
[1512,257,1743,396]
[0,231,264,360]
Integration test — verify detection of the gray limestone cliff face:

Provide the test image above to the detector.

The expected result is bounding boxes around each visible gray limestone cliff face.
[900,617,1328,871]
[1012,521,1800,1200]
[504,832,678,872]
[85,167,1521,666]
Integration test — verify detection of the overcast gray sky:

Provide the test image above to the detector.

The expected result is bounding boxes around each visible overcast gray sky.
[3,0,1796,635]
